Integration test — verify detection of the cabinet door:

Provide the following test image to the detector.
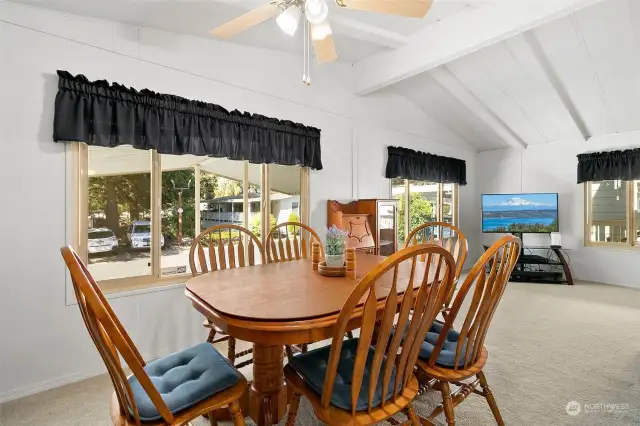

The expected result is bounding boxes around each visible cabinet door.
[377,200,398,256]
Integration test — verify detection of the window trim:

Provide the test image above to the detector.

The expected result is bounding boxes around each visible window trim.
[584,180,639,249]
[73,143,310,293]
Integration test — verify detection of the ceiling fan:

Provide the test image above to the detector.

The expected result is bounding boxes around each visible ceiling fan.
[211,0,433,69]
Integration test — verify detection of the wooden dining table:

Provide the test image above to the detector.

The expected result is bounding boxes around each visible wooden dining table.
[185,251,434,426]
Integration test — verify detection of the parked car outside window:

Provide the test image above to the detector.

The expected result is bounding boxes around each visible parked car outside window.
[127,221,165,249]
[88,228,119,254]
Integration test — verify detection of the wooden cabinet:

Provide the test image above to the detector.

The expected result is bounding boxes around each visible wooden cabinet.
[327,199,399,256]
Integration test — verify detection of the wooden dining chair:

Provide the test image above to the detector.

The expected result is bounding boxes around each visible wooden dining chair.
[266,222,354,359]
[284,244,457,426]
[405,222,468,320]
[61,246,247,426]
[414,235,521,426]
[265,221,323,263]
[189,224,265,369]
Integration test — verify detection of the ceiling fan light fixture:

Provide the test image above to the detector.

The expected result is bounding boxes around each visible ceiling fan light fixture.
[276,5,302,36]
[310,21,332,41]
[304,0,329,24]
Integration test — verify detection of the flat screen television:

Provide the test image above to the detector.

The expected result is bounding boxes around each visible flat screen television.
[482,193,559,233]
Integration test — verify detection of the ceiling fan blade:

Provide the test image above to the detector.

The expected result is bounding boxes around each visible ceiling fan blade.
[310,23,337,64]
[336,0,433,18]
[211,3,281,38]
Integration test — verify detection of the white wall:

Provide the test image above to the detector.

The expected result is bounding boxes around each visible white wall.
[0,1,478,401]
[478,131,640,289]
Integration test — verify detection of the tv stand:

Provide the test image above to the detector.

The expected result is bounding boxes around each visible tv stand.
[483,243,573,285]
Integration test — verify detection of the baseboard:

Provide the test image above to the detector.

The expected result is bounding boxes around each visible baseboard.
[0,347,172,404]
[0,368,106,404]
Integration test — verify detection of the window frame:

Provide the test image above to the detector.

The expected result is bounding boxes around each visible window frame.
[584,180,638,249]
[73,143,310,293]
[392,179,459,245]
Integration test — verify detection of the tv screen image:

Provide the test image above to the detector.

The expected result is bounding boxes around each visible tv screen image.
[482,193,559,233]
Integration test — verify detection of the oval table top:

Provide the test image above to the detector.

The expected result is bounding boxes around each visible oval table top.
[185,252,429,322]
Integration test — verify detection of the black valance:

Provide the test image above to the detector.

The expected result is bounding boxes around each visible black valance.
[385,146,467,185]
[53,71,322,169]
[577,148,640,183]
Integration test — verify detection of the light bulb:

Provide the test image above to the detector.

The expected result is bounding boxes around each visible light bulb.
[304,0,329,25]
[277,5,302,36]
[310,21,332,41]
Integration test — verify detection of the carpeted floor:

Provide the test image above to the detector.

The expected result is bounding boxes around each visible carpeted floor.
[1,281,639,426]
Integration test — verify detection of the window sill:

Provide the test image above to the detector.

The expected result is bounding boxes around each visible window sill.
[584,242,640,251]
[100,275,190,299]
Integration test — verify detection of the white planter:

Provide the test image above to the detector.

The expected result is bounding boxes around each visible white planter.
[325,254,345,267]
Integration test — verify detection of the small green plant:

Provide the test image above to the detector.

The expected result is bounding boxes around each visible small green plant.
[326,225,347,255]
[250,214,276,237]
[288,212,300,235]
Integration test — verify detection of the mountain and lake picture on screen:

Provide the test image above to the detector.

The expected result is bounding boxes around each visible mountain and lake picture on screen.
[482,193,559,233]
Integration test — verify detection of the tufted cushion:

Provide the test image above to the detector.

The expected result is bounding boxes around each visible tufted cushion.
[419,322,469,368]
[288,338,399,411]
[128,342,241,421]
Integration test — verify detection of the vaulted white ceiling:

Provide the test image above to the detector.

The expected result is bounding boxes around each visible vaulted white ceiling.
[390,0,640,150]
[11,0,640,151]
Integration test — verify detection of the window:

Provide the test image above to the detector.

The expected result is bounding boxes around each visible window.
[86,147,152,282]
[270,163,302,226]
[75,144,309,293]
[585,180,639,247]
[393,178,459,245]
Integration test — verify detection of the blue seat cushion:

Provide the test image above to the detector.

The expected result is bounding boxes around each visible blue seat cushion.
[288,338,399,411]
[128,342,241,421]
[419,322,469,368]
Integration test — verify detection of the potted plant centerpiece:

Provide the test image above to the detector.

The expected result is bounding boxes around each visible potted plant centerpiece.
[325,225,348,267]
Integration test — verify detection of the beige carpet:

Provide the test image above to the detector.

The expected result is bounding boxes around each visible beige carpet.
[2,281,639,426]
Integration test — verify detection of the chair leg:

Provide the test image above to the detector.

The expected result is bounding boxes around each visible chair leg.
[405,403,421,426]
[206,327,216,344]
[228,400,245,426]
[208,410,218,426]
[301,344,308,353]
[478,371,504,426]
[285,345,295,362]
[228,336,236,365]
[440,382,455,426]
[286,391,302,426]
[346,331,354,339]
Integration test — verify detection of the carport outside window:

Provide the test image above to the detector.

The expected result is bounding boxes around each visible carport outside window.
[75,144,309,294]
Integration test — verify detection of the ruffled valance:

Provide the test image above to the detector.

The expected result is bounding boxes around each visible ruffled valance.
[385,146,466,185]
[577,148,640,183]
[53,71,322,169]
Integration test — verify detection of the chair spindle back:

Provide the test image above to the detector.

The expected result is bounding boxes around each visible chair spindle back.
[189,225,265,276]
[426,235,521,371]
[405,222,468,305]
[61,246,173,425]
[321,244,456,416]
[265,222,323,263]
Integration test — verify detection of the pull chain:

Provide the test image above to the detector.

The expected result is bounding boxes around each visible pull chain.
[301,20,311,86]
[302,16,307,85]
[307,21,311,85]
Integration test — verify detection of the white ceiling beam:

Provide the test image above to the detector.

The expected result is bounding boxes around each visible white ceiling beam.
[506,32,590,141]
[353,0,606,95]
[330,16,408,48]
[430,66,528,150]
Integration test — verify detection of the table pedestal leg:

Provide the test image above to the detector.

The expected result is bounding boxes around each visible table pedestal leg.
[249,344,287,426]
